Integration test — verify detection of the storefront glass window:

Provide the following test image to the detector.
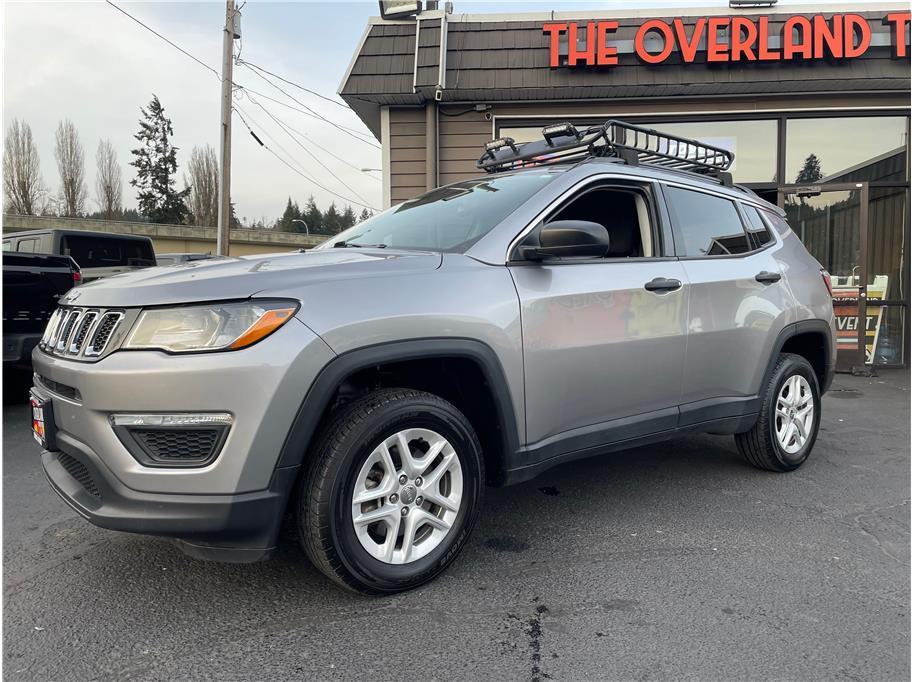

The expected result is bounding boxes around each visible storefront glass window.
[643,120,778,184]
[870,304,906,366]
[786,116,909,185]
[867,187,908,301]
[501,120,778,184]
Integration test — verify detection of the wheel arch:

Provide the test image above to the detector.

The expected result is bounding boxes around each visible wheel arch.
[764,320,834,395]
[274,339,521,484]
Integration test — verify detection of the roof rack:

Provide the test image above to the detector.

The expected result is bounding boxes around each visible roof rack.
[477,120,735,185]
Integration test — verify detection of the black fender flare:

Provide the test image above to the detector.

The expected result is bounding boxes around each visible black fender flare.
[761,319,835,395]
[274,338,521,471]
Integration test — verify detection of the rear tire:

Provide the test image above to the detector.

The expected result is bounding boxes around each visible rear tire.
[735,353,821,472]
[298,388,484,594]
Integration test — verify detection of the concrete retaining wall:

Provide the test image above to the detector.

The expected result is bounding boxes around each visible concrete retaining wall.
[2,215,326,256]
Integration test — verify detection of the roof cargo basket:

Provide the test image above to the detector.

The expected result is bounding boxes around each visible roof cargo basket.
[477,120,734,181]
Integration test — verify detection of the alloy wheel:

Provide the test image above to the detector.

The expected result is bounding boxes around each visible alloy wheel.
[775,374,814,455]
[350,428,463,564]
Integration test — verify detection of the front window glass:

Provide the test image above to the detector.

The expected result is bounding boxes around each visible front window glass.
[319,172,559,253]
[786,116,908,184]
[665,187,750,257]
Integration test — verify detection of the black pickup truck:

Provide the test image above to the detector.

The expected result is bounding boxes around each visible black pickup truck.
[3,253,80,399]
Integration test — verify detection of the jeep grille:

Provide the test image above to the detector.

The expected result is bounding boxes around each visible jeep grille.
[39,307,126,360]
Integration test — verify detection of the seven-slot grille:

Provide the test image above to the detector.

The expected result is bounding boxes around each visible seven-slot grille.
[40,307,125,359]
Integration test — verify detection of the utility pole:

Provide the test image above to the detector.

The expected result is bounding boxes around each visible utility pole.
[217,0,236,256]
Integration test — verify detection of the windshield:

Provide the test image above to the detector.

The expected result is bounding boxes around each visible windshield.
[317,172,559,253]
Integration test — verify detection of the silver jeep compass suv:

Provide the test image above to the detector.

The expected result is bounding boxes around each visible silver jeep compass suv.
[31,121,836,593]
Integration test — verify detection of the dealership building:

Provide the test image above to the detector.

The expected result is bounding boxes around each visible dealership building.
[340,2,911,369]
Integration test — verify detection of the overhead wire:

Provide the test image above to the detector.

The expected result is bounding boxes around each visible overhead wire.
[105,0,379,149]
[237,62,379,148]
[238,59,351,110]
[234,104,378,211]
[243,95,380,181]
[246,93,371,205]
[106,0,380,211]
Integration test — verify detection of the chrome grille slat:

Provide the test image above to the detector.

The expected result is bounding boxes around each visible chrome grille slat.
[85,312,124,357]
[55,309,81,353]
[42,308,63,347]
[69,311,99,354]
[40,307,126,360]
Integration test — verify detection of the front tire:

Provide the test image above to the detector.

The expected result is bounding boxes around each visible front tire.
[298,388,484,594]
[735,353,821,472]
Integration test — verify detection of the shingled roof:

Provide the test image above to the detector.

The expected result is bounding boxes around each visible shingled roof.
[340,5,911,137]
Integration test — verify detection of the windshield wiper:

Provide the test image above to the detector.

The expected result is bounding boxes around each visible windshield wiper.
[333,240,387,249]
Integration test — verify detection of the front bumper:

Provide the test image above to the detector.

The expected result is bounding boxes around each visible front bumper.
[42,447,297,561]
[30,317,335,558]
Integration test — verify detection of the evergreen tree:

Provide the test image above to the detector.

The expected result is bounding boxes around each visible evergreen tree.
[341,204,356,230]
[796,153,823,183]
[358,208,373,223]
[304,195,324,234]
[323,202,342,235]
[277,197,303,232]
[129,95,190,223]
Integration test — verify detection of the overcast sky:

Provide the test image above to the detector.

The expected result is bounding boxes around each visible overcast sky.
[2,0,886,225]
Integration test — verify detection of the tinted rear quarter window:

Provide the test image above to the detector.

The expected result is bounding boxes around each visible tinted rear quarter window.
[740,204,775,249]
[664,186,750,257]
[62,236,155,268]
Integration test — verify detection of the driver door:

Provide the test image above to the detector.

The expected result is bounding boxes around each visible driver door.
[509,180,689,455]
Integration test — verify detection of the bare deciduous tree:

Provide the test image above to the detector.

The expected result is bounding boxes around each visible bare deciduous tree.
[54,119,87,216]
[95,139,123,219]
[183,144,219,227]
[3,119,44,215]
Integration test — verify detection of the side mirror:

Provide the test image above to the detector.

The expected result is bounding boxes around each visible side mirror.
[518,220,610,261]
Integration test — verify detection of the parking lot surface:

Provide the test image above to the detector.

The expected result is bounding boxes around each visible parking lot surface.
[3,371,909,681]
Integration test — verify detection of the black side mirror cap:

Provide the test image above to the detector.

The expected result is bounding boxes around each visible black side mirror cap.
[520,220,611,261]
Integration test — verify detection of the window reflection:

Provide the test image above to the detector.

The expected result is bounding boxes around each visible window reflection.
[786,117,908,184]
[501,120,779,184]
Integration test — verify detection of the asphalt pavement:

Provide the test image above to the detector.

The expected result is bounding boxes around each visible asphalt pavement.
[3,371,910,681]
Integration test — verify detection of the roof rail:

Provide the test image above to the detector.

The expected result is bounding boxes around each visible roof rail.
[477,120,735,183]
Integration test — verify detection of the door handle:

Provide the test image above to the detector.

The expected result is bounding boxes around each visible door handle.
[755,271,782,284]
[644,277,683,293]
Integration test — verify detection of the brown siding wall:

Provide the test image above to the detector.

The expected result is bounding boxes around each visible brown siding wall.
[389,108,427,203]
[438,107,492,185]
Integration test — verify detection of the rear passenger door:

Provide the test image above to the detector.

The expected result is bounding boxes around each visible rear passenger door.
[662,184,791,425]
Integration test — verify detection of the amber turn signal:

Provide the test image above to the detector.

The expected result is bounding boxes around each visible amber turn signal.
[229,308,297,350]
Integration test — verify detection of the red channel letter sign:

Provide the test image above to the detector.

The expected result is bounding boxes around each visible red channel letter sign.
[543,12,911,67]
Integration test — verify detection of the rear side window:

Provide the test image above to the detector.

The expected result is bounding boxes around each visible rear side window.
[61,235,155,268]
[741,205,775,249]
[664,187,751,257]
[2,240,11,251]
[16,238,38,253]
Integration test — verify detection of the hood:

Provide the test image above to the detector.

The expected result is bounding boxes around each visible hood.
[59,249,442,308]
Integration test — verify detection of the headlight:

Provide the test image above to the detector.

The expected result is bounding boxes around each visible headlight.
[123,300,298,353]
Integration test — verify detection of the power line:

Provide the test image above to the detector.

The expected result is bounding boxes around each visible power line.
[105,0,381,151]
[244,95,380,181]
[234,85,379,146]
[234,105,378,211]
[105,1,220,79]
[247,94,372,205]
[238,62,377,148]
[237,60,351,110]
